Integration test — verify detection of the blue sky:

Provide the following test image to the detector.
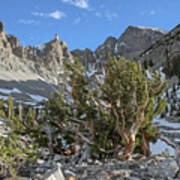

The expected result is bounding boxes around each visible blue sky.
[0,0,179,50]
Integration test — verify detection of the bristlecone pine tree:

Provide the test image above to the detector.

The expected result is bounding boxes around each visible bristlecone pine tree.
[44,56,167,160]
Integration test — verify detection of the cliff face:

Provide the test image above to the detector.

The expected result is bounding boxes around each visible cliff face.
[117,26,167,58]
[0,21,73,105]
[139,24,180,77]
[71,25,167,69]
[0,21,73,79]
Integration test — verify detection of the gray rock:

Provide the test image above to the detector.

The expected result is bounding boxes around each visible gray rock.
[37,159,45,165]
[127,177,141,180]
[43,163,65,180]
[148,158,178,178]
[0,21,74,105]
[53,154,64,162]
[139,24,180,75]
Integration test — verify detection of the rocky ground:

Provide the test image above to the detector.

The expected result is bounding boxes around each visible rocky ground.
[4,152,180,180]
[1,115,180,180]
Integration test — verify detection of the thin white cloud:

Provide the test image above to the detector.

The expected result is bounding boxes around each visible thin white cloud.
[140,10,156,16]
[32,10,66,20]
[49,11,66,19]
[95,12,102,17]
[18,19,39,25]
[74,17,81,24]
[32,12,45,17]
[61,0,89,9]
[150,10,156,15]
[105,12,118,21]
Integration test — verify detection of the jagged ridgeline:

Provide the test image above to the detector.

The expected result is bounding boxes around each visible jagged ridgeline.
[72,26,167,70]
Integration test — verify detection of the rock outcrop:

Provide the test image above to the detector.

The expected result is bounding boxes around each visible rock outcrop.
[0,21,73,105]
[4,151,180,179]
[117,26,167,59]
[0,21,12,53]
[0,21,4,32]
[71,25,167,69]
[139,24,180,77]
[11,34,72,73]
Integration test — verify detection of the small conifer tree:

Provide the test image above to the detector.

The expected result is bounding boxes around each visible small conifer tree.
[0,99,6,118]
[0,97,39,178]
[45,56,167,160]
[8,95,13,119]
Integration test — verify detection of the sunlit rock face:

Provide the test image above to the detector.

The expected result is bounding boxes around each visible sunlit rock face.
[0,22,73,105]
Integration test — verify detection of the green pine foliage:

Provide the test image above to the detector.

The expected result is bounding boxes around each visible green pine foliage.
[8,95,13,119]
[0,133,37,178]
[0,99,6,118]
[0,97,39,178]
[43,56,167,159]
[0,54,168,174]
[91,57,167,158]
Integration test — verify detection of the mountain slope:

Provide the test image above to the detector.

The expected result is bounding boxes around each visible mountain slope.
[72,25,167,69]
[139,24,180,77]
[0,21,73,105]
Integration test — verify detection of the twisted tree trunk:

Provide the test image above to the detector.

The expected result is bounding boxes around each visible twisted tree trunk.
[122,109,145,160]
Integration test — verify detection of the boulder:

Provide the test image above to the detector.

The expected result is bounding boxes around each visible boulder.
[43,163,65,180]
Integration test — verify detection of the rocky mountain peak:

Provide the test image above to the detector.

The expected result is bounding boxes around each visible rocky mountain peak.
[0,21,4,32]
[0,23,72,73]
[72,48,96,68]
[0,22,73,104]
[0,22,13,53]
[126,25,167,34]
[116,25,167,59]
[7,34,20,49]
[32,38,72,72]
[167,24,180,34]
[3,32,73,73]
[72,25,167,68]
[104,36,117,46]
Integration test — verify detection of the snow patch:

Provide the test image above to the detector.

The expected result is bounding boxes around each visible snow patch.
[37,76,46,82]
[0,88,21,94]
[119,42,127,47]
[150,139,174,155]
[86,69,97,78]
[86,64,97,78]
[154,117,180,129]
[22,101,37,106]
[114,43,118,53]
[27,93,48,102]
[146,69,152,79]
